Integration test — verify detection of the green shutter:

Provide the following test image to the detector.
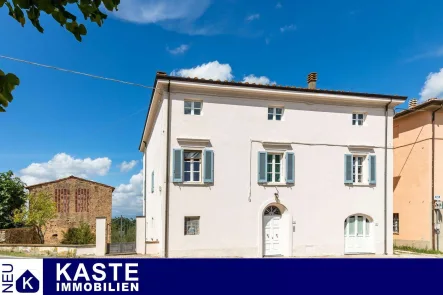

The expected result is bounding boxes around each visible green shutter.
[369,155,376,184]
[344,154,353,184]
[172,149,183,182]
[203,149,214,183]
[286,152,295,184]
[151,171,154,193]
[258,151,267,183]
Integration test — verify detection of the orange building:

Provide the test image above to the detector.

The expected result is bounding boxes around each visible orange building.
[393,99,443,251]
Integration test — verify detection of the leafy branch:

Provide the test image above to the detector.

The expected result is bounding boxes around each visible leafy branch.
[0,0,120,112]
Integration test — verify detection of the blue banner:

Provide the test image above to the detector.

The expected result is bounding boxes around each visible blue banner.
[1,258,442,294]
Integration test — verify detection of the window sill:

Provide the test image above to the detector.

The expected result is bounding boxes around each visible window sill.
[346,183,376,187]
[393,233,399,235]
[261,183,293,187]
[177,182,212,187]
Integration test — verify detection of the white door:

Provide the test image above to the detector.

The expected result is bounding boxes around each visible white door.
[344,215,374,254]
[263,206,282,256]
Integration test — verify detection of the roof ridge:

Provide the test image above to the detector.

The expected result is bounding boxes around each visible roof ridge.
[25,175,115,191]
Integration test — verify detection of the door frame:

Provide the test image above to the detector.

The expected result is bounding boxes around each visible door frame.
[344,214,375,254]
[258,200,293,257]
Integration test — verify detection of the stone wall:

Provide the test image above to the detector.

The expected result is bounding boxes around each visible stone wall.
[27,177,112,244]
[0,228,40,244]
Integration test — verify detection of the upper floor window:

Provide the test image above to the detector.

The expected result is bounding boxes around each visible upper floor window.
[184,151,201,182]
[268,107,283,121]
[267,153,282,183]
[352,113,365,126]
[184,100,202,115]
[75,188,90,213]
[258,151,295,184]
[172,148,214,184]
[344,154,376,185]
[352,155,364,183]
[54,188,70,213]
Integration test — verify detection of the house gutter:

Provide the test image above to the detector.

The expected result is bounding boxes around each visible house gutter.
[384,98,392,255]
[164,81,172,258]
[431,103,443,250]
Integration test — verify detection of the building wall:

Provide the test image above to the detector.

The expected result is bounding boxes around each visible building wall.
[143,93,167,256]
[28,178,113,244]
[433,112,443,250]
[393,111,432,249]
[145,90,394,257]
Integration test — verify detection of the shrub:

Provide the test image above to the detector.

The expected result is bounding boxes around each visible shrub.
[61,222,95,245]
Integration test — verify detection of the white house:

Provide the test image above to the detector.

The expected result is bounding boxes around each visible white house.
[137,71,407,257]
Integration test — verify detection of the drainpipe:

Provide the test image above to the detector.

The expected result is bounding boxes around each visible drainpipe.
[143,141,147,216]
[431,103,443,250]
[384,99,392,255]
[164,81,172,258]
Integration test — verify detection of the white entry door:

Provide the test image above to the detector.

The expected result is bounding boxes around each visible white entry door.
[263,206,282,256]
[344,215,374,254]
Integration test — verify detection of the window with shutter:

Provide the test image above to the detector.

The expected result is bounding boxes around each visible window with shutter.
[258,151,267,183]
[286,152,295,184]
[369,155,376,184]
[151,171,155,193]
[172,149,183,182]
[203,149,214,183]
[344,154,353,184]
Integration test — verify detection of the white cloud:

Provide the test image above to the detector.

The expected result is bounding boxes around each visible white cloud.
[171,61,234,80]
[167,44,190,55]
[119,160,138,172]
[19,153,111,186]
[280,24,296,32]
[113,170,143,217]
[171,61,277,85]
[276,2,282,8]
[420,68,443,101]
[242,75,275,85]
[406,46,443,63]
[246,14,260,22]
[112,0,215,35]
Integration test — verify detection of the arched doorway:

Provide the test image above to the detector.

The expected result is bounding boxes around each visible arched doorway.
[344,214,375,254]
[263,205,282,256]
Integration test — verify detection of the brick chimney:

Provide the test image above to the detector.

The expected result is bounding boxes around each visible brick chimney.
[307,72,317,89]
[408,98,418,109]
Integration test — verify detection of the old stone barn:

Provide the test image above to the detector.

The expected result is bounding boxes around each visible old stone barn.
[26,176,113,244]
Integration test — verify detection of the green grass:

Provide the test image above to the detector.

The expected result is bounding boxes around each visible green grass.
[394,245,443,255]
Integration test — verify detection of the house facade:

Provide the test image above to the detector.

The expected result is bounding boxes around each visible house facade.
[139,72,406,257]
[393,99,443,251]
[26,176,114,244]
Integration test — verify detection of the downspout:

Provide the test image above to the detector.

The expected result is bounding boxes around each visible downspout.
[143,141,147,216]
[384,98,392,255]
[164,81,172,257]
[431,103,443,250]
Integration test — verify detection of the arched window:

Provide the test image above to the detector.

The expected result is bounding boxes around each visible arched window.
[264,206,281,216]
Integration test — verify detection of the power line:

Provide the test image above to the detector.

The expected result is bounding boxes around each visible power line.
[0,54,156,90]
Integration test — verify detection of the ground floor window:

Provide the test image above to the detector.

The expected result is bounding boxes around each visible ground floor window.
[393,213,399,234]
[344,215,371,237]
[184,216,200,235]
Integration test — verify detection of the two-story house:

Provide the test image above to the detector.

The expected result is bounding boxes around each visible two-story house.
[393,98,443,251]
[138,71,407,257]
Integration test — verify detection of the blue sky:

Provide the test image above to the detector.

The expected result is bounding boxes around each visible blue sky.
[1,0,443,217]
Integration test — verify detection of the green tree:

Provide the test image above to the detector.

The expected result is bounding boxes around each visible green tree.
[111,216,136,243]
[13,191,57,243]
[0,170,27,229]
[61,221,96,244]
[0,0,120,112]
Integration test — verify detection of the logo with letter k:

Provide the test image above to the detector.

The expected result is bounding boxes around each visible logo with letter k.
[16,270,39,293]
